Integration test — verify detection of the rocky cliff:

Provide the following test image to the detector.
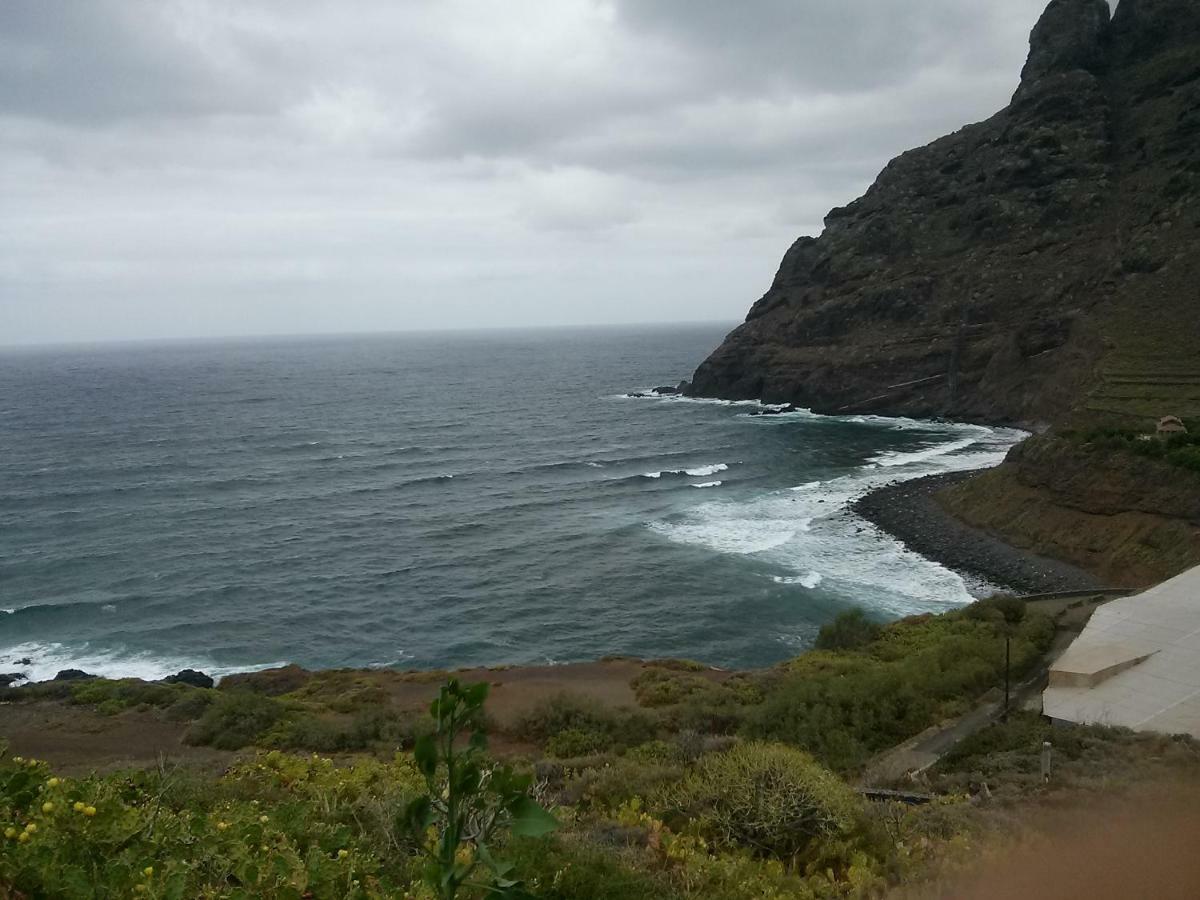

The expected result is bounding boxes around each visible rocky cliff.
[938,433,1200,587]
[689,0,1200,428]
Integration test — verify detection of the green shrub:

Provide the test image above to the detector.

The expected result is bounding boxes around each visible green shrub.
[505,835,677,899]
[164,690,216,722]
[564,758,684,812]
[747,609,1055,771]
[184,691,288,750]
[68,678,194,713]
[516,693,658,753]
[626,740,677,764]
[631,669,710,707]
[814,608,882,651]
[547,728,609,759]
[659,742,863,863]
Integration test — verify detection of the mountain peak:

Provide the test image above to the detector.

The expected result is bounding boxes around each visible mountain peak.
[1019,0,1112,89]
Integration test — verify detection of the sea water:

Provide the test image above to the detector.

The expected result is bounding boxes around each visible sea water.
[0,325,1024,681]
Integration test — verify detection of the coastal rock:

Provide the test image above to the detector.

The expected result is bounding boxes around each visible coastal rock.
[688,0,1200,428]
[53,669,96,681]
[0,673,28,688]
[163,669,215,689]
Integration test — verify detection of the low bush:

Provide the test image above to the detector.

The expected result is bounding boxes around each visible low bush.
[814,608,882,651]
[0,748,420,898]
[546,728,609,759]
[561,758,685,812]
[658,742,864,865]
[516,692,658,753]
[184,690,288,750]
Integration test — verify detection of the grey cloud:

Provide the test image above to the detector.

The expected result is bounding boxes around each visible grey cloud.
[0,1,273,123]
[0,0,1061,344]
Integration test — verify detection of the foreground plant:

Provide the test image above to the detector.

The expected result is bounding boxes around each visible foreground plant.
[405,680,557,899]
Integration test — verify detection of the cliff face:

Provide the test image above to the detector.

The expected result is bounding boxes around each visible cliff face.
[938,434,1200,587]
[689,0,1200,428]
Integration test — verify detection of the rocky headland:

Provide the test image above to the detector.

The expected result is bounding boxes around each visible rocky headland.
[687,0,1200,585]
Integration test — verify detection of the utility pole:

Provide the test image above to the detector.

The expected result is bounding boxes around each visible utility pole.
[1003,635,1011,721]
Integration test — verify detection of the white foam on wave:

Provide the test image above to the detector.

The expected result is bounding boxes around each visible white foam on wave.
[0,641,288,686]
[618,391,789,410]
[691,481,723,489]
[649,417,1027,619]
[686,463,728,477]
[772,572,824,589]
[865,436,980,468]
[642,463,729,479]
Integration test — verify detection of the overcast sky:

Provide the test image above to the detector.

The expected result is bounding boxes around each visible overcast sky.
[0,0,1062,346]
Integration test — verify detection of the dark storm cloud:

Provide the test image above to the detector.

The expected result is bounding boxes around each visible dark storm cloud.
[0,0,1060,344]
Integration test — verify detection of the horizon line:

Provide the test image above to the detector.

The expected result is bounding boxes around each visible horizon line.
[0,318,741,353]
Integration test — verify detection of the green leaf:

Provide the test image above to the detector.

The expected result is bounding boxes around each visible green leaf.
[469,729,489,754]
[462,681,490,708]
[508,797,558,838]
[404,795,435,833]
[413,733,438,778]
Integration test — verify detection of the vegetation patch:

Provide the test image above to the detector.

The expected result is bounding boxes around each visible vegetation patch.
[747,602,1054,772]
[515,693,658,756]
[1071,425,1200,474]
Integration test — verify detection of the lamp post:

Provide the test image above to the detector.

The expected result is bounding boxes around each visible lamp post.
[1003,635,1011,720]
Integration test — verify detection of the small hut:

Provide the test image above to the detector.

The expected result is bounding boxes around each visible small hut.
[1157,415,1188,438]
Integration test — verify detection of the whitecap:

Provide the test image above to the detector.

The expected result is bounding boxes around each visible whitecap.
[643,463,729,479]
[647,415,1027,618]
[0,641,288,686]
[691,481,723,489]
[771,572,823,588]
[865,436,979,468]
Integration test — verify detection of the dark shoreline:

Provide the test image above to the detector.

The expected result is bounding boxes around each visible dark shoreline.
[852,470,1104,596]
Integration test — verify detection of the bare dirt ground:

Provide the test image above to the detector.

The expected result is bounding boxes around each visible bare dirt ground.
[903,780,1200,899]
[0,702,235,775]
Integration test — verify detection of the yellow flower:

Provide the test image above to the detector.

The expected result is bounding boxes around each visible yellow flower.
[4,827,16,839]
[143,866,154,877]
[27,759,38,768]
[47,777,60,788]
[337,849,349,859]
[17,832,29,844]
[217,821,229,831]
[84,806,97,817]
[134,885,147,894]
[24,823,37,834]
[12,756,23,763]
[42,802,54,813]
[73,802,86,813]
[259,815,269,824]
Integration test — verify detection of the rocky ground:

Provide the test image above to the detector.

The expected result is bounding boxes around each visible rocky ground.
[852,471,1106,594]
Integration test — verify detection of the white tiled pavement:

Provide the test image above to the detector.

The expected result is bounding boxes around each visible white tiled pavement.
[1043,565,1200,737]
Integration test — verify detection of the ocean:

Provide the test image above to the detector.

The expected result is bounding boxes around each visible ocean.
[0,325,1025,682]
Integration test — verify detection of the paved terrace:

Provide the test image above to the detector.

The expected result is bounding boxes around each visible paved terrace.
[1043,565,1200,738]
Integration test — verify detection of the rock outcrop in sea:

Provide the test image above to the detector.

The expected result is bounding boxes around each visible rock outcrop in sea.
[689,0,1200,428]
